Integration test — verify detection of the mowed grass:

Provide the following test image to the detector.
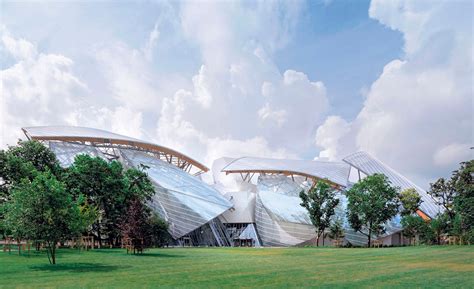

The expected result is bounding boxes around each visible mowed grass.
[0,246,473,288]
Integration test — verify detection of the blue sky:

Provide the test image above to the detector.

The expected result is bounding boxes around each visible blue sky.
[1,0,472,187]
[276,0,403,119]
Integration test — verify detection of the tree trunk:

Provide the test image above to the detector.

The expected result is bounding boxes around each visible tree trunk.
[322,233,325,246]
[51,244,56,265]
[316,230,320,247]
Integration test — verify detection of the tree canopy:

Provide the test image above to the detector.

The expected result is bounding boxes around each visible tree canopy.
[345,174,399,247]
[3,170,85,264]
[1,140,62,237]
[300,180,339,246]
[1,140,168,262]
[400,188,421,216]
[64,155,156,247]
[452,160,473,243]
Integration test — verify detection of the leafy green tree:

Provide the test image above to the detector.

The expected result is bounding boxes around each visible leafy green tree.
[452,160,473,244]
[428,177,456,220]
[430,213,450,245]
[148,213,170,247]
[300,181,339,246]
[65,156,155,247]
[65,155,126,246]
[120,197,151,254]
[6,140,60,173]
[328,219,345,241]
[123,164,155,202]
[1,140,60,237]
[401,215,432,245]
[346,174,399,247]
[3,171,84,264]
[400,188,422,216]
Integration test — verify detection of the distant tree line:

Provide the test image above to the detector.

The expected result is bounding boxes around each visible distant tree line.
[300,159,473,247]
[0,140,169,264]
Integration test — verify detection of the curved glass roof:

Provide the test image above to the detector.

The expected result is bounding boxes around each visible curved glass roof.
[343,151,441,218]
[120,149,232,238]
[23,126,144,143]
[22,125,208,173]
[220,156,350,187]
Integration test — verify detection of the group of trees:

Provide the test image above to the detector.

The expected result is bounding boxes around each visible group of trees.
[403,160,474,245]
[0,140,169,264]
[300,159,473,247]
[300,174,400,247]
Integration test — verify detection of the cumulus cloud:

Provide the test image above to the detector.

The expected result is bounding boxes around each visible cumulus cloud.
[315,116,353,160]
[315,0,473,184]
[68,106,144,139]
[2,2,326,170]
[95,42,162,111]
[1,27,87,147]
[0,27,146,146]
[156,1,329,165]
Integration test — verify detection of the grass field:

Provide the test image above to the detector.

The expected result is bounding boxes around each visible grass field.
[1,246,473,288]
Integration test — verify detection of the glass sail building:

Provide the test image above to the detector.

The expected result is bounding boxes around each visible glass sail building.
[215,154,442,247]
[22,126,232,246]
[22,126,441,247]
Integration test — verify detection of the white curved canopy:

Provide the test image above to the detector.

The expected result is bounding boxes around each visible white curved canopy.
[220,156,350,187]
[343,151,440,218]
[22,126,209,174]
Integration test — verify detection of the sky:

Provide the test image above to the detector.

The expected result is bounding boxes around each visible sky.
[1,0,472,188]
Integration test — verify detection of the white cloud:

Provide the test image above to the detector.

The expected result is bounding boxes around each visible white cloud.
[433,143,472,168]
[0,27,147,147]
[258,103,288,127]
[315,0,473,184]
[95,42,161,111]
[143,22,160,61]
[68,106,144,139]
[1,26,37,60]
[1,28,87,147]
[155,1,329,165]
[315,116,352,160]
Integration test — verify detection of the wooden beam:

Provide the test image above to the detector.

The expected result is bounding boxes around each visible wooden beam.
[222,169,344,189]
[28,135,209,173]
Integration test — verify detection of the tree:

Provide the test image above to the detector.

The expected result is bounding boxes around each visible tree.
[65,156,156,247]
[429,159,473,243]
[123,164,155,202]
[6,140,60,173]
[328,219,345,241]
[345,174,399,247]
[400,188,421,216]
[65,155,126,246]
[0,140,60,237]
[147,213,170,247]
[428,177,456,220]
[401,215,431,245]
[300,181,339,246]
[120,197,151,254]
[452,160,473,244]
[430,213,450,245]
[3,171,84,264]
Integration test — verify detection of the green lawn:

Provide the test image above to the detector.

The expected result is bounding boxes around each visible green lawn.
[1,246,473,288]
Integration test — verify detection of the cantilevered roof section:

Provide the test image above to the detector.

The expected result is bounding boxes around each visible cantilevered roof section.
[22,126,209,174]
[220,157,350,188]
[343,151,440,218]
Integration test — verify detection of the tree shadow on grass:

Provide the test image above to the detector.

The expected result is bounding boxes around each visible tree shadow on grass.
[29,263,129,273]
[87,249,183,258]
[133,252,183,258]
